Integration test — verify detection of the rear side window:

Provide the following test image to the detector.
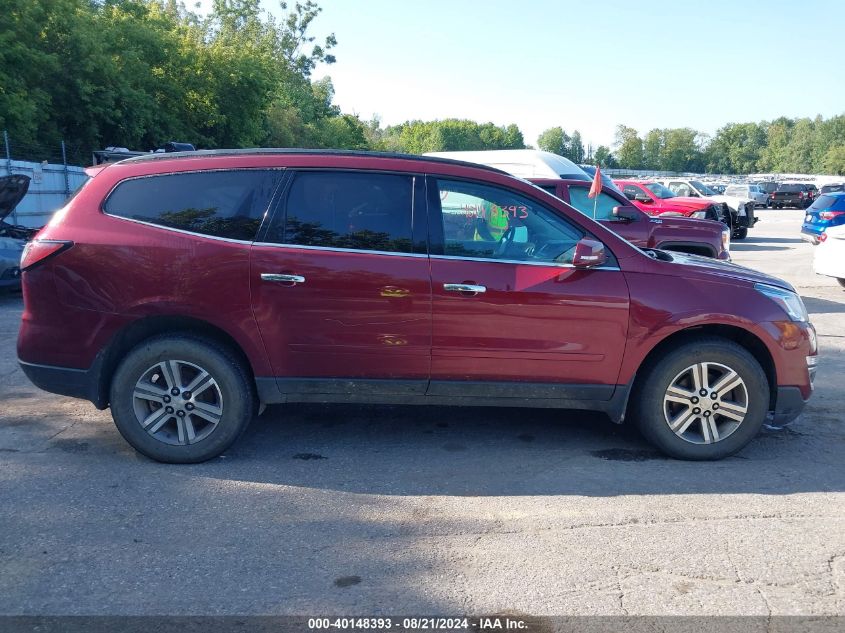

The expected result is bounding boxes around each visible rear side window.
[809,195,843,210]
[271,171,414,253]
[104,170,281,241]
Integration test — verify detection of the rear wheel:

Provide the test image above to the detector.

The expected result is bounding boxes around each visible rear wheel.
[110,334,255,463]
[837,278,845,289]
[733,227,748,240]
[631,338,769,460]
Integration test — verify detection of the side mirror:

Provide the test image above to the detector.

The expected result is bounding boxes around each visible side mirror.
[634,193,652,203]
[572,238,608,268]
[612,205,639,221]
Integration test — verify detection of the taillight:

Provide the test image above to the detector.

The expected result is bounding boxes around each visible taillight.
[819,232,827,243]
[819,211,845,220]
[20,240,73,272]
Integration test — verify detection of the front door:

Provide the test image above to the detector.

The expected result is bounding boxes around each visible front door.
[250,170,431,396]
[427,176,630,400]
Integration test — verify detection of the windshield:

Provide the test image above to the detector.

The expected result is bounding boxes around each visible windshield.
[644,183,676,199]
[691,181,717,196]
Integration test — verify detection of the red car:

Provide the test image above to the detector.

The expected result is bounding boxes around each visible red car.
[530,178,730,260]
[18,150,816,462]
[616,180,727,222]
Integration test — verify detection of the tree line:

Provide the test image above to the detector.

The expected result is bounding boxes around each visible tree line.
[607,117,845,175]
[2,1,844,175]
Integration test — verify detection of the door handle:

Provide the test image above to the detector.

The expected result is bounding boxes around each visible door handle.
[443,283,486,294]
[261,273,305,284]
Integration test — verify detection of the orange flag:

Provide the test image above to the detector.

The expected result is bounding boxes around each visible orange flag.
[588,164,602,198]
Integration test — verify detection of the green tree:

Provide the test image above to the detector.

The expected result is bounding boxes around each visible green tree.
[822,146,845,175]
[593,145,617,168]
[614,125,643,169]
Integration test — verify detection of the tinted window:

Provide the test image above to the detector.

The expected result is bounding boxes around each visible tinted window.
[104,170,281,241]
[644,183,676,199]
[809,195,843,211]
[567,186,620,220]
[435,179,584,264]
[820,184,844,194]
[777,184,802,193]
[275,171,413,253]
[622,184,642,200]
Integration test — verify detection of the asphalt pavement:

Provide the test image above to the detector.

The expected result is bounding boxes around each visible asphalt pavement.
[0,208,843,616]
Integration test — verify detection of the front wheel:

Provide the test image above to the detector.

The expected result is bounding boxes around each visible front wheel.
[110,334,256,463]
[838,278,845,289]
[631,338,769,460]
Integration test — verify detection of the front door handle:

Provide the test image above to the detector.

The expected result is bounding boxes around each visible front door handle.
[443,283,486,294]
[261,273,305,284]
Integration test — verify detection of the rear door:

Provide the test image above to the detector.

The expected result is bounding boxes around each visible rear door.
[426,176,630,399]
[250,170,431,396]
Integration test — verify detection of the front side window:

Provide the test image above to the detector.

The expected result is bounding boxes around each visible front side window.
[435,179,584,265]
[622,185,642,201]
[567,186,619,221]
[690,181,716,196]
[272,171,414,254]
[104,170,282,241]
[644,183,676,199]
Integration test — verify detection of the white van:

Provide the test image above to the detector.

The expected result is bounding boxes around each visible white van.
[424,150,590,180]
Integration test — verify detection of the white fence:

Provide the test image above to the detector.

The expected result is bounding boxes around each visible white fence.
[1,159,88,228]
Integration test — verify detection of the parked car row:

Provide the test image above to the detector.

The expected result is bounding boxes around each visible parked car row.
[17,149,817,463]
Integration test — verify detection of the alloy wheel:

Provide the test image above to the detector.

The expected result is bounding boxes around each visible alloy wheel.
[662,362,748,444]
[132,360,224,445]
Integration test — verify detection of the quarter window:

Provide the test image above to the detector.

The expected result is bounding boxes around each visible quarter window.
[104,170,281,241]
[435,179,584,265]
[271,171,414,254]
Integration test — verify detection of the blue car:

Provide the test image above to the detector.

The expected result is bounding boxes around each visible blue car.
[801,192,845,244]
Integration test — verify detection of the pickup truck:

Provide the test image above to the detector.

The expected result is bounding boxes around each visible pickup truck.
[651,178,757,239]
[771,184,810,209]
[530,178,731,260]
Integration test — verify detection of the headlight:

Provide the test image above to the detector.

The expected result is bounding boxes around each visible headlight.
[691,211,708,219]
[721,228,730,251]
[755,283,808,322]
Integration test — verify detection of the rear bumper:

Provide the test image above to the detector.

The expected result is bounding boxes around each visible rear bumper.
[19,358,107,409]
[801,226,822,244]
[769,386,809,427]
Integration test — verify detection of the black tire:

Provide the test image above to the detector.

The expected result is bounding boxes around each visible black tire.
[733,227,748,240]
[631,337,769,460]
[109,334,255,463]
[837,278,845,289]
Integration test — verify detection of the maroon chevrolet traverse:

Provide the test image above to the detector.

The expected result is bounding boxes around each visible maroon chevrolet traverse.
[17,150,817,463]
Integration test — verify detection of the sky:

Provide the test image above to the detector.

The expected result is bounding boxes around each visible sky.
[195,0,845,149]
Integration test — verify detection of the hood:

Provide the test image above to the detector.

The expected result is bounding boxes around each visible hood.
[661,251,795,292]
[657,196,712,210]
[0,175,30,222]
[649,214,724,233]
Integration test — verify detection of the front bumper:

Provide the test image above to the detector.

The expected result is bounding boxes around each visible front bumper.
[769,386,810,427]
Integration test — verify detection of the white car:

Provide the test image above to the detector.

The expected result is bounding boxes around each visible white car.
[725,183,768,207]
[814,224,845,288]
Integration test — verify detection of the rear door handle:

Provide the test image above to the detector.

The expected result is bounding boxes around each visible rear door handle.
[261,273,305,284]
[443,283,486,294]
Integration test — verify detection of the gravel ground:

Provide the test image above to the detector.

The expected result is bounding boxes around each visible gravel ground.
[0,208,843,616]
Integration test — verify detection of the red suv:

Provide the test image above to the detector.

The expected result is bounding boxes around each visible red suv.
[530,178,730,260]
[17,150,817,463]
